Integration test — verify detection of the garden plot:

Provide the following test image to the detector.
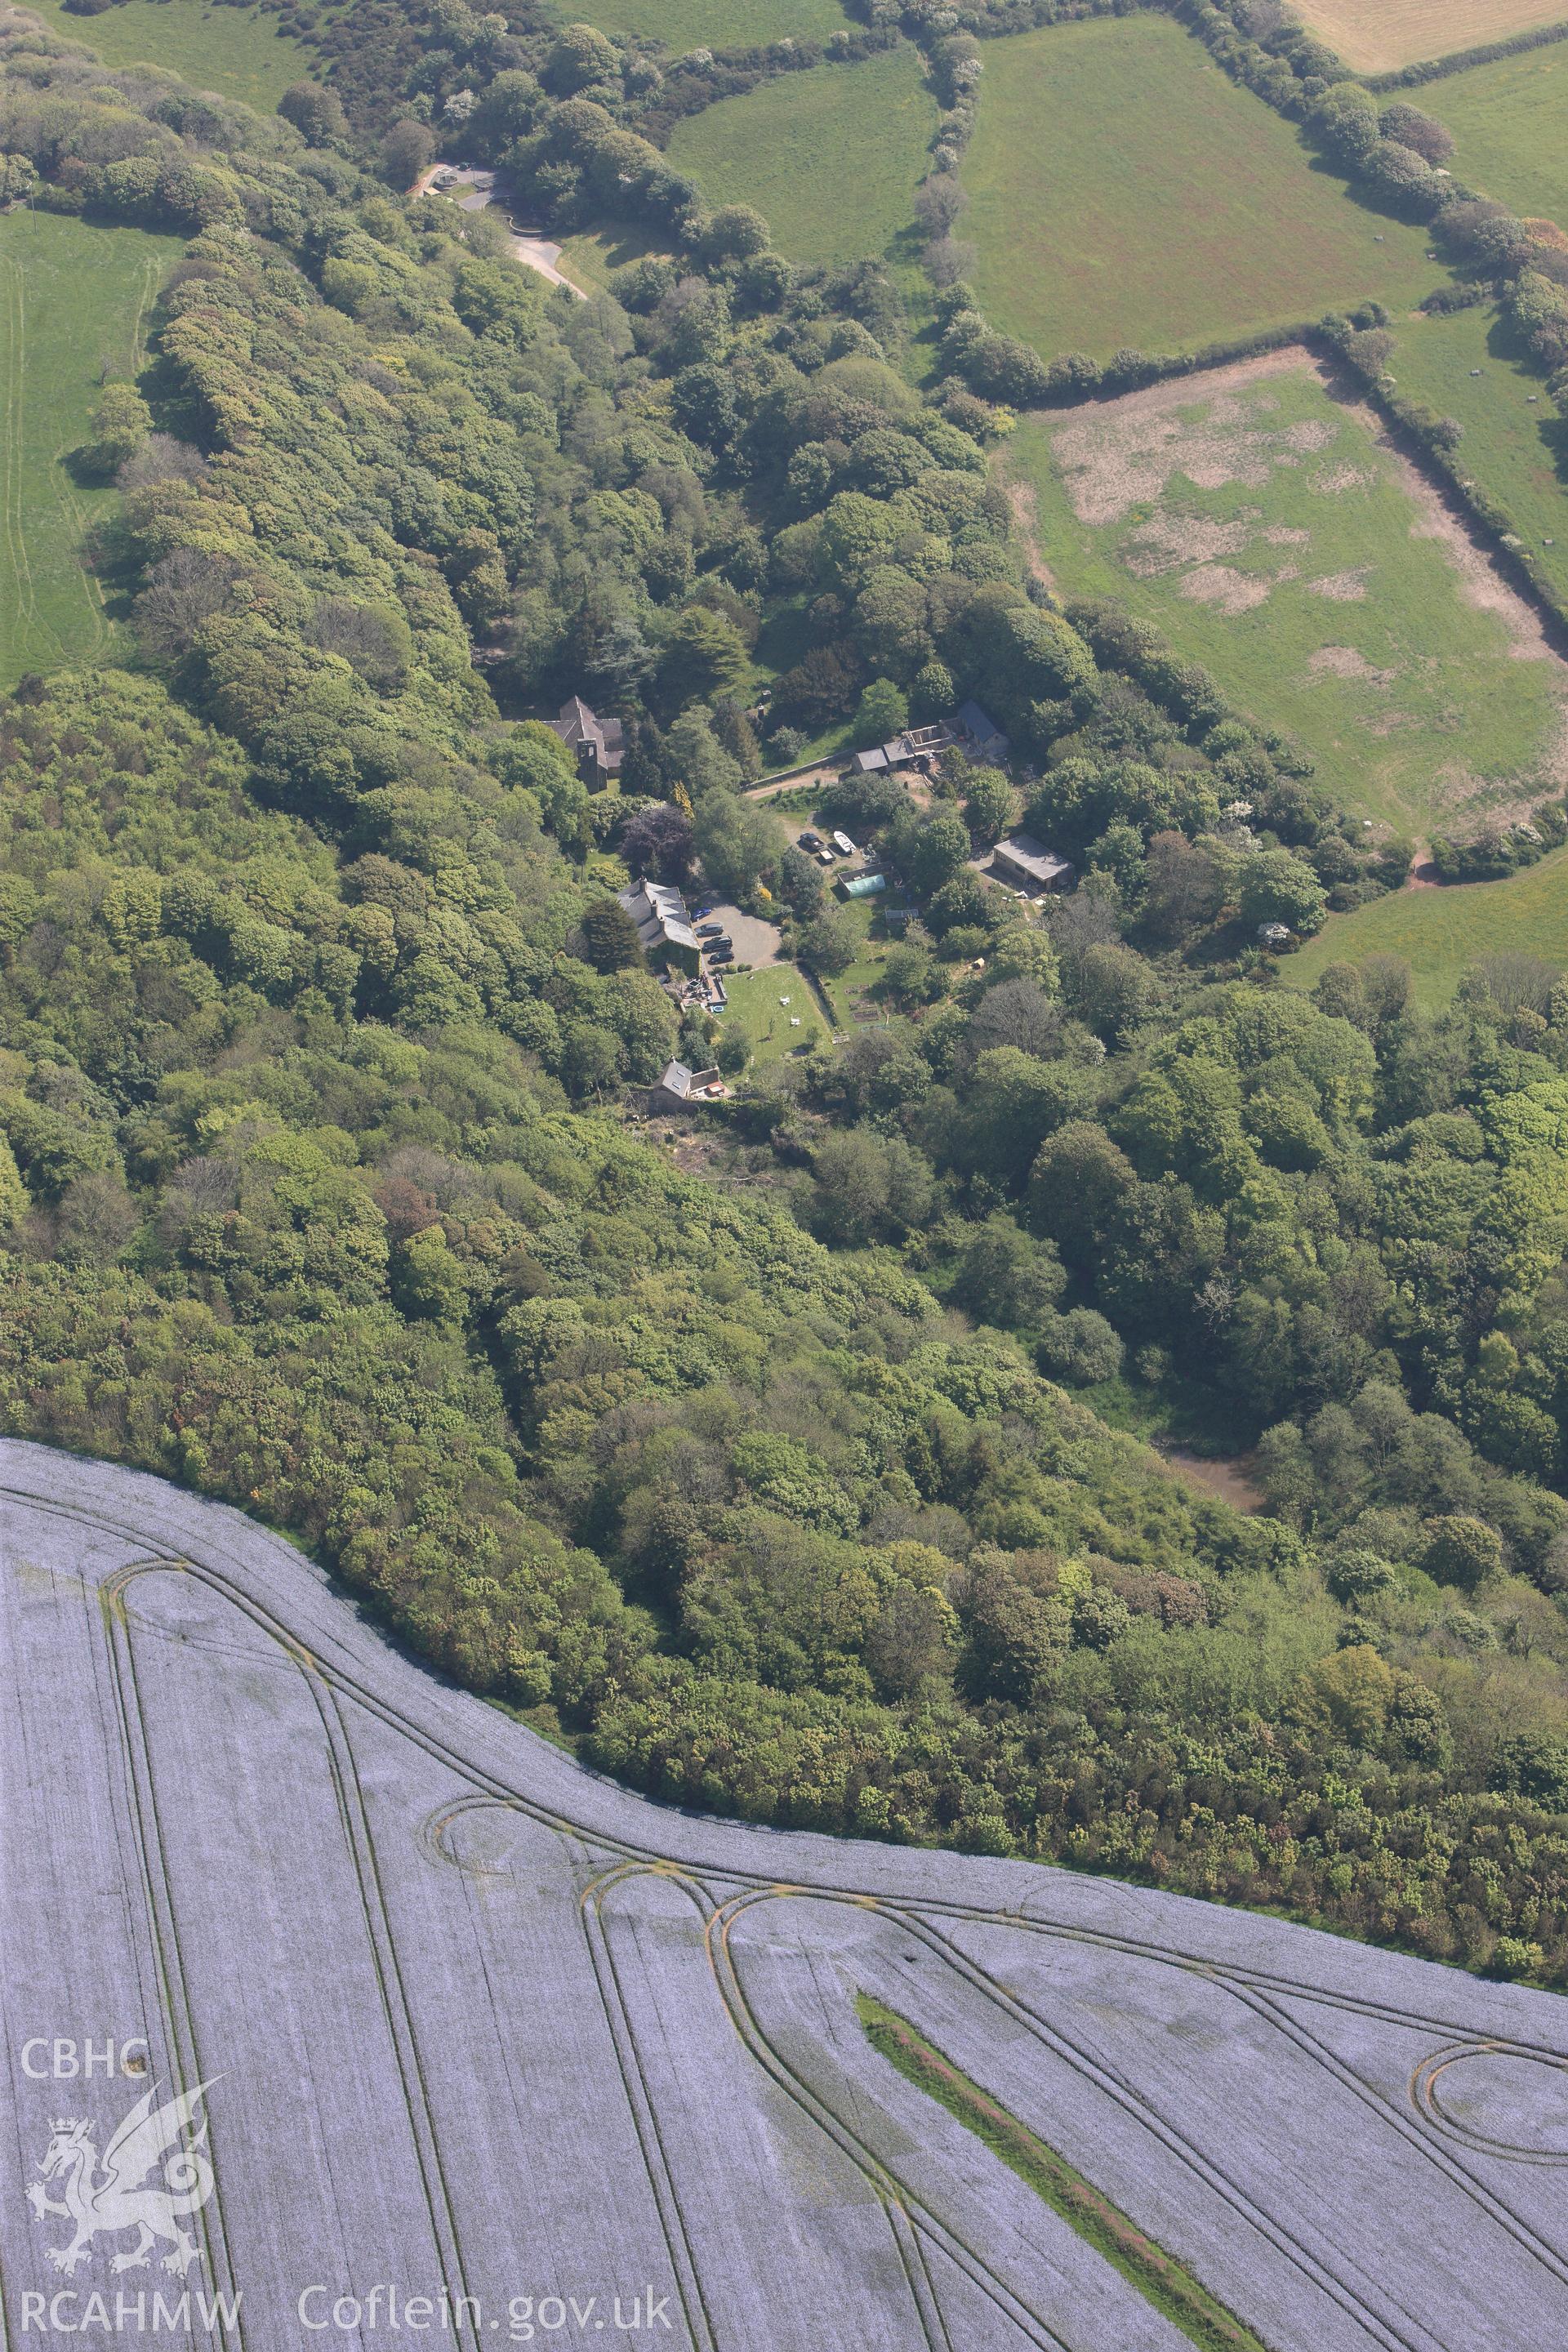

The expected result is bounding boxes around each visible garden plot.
[1010,347,1568,831]
[6,1441,1568,2352]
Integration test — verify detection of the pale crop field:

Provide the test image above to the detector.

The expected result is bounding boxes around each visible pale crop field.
[1291,0,1568,72]
[6,1441,1568,2352]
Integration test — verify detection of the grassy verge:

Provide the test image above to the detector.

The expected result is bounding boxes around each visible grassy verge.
[666,46,936,271]
[858,1995,1270,2352]
[557,223,669,294]
[964,16,1435,364]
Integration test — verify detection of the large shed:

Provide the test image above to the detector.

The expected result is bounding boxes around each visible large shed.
[990,833,1075,893]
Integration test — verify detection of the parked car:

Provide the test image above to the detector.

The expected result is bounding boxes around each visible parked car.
[696,922,725,938]
[706,942,734,963]
[798,831,822,850]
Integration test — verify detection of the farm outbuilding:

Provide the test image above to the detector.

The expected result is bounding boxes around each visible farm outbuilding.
[991,832,1075,893]
[956,700,1011,764]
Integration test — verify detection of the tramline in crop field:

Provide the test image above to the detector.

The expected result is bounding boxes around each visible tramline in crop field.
[5,1446,1568,2350]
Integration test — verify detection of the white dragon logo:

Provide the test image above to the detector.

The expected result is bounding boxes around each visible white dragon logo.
[27,2078,217,2278]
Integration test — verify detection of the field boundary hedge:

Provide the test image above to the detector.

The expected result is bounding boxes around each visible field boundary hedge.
[1365,16,1568,93]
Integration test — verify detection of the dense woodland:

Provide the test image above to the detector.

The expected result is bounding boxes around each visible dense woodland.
[5,0,1568,1987]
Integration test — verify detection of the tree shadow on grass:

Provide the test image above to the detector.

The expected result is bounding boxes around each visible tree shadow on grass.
[1482,302,1568,489]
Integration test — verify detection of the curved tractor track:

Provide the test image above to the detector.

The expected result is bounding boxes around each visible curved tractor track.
[3,1445,1568,2351]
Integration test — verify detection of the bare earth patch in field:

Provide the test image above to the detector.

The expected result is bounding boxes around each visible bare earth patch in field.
[1049,345,1566,667]
[1025,345,1568,829]
[1124,512,1254,575]
[1312,463,1379,494]
[1290,0,1568,72]
[1048,349,1334,525]
[1310,645,1395,683]
[1179,563,1275,613]
[1002,472,1057,590]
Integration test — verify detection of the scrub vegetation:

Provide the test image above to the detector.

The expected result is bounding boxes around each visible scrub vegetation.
[576,0,849,46]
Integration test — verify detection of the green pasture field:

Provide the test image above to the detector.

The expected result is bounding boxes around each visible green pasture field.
[1286,849,1568,1005]
[19,0,313,112]
[963,16,1436,363]
[1008,360,1568,831]
[0,207,180,688]
[716,962,828,1062]
[1426,42,1568,228]
[1388,300,1568,608]
[575,0,848,43]
[666,45,936,270]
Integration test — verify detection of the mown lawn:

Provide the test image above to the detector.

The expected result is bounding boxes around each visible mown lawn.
[575,0,848,43]
[1286,849,1568,1005]
[1426,42,1568,227]
[666,45,936,270]
[0,208,181,688]
[1388,301,1568,608]
[20,0,314,110]
[716,962,828,1062]
[1290,0,1568,74]
[1008,361,1568,831]
[964,16,1437,363]
[557,222,667,294]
